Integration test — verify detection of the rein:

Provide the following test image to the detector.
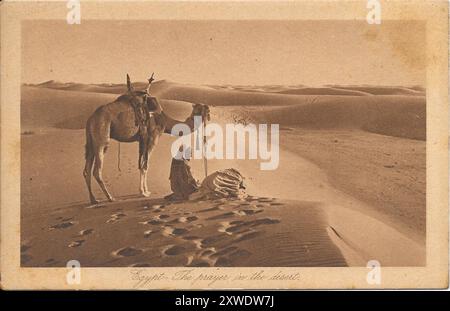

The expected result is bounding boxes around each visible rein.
[117,142,121,172]
[203,118,208,179]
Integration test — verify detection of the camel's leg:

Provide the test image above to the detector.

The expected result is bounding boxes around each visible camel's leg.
[143,167,150,194]
[83,152,97,204]
[138,139,148,196]
[140,136,158,197]
[93,146,115,202]
[139,168,149,197]
[84,126,98,204]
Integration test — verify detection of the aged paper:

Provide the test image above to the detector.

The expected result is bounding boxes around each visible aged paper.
[0,0,448,289]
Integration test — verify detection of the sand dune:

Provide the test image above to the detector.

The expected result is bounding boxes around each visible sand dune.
[34,80,425,97]
[30,81,426,136]
[20,83,426,267]
[21,87,116,130]
[280,129,426,239]
[326,85,425,96]
[31,79,149,94]
[24,83,426,140]
[22,86,196,130]
[21,127,423,267]
[276,87,372,96]
[22,196,350,267]
[235,96,425,140]
[149,82,426,141]
[146,82,427,140]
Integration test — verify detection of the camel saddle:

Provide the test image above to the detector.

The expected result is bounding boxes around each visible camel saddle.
[129,93,159,137]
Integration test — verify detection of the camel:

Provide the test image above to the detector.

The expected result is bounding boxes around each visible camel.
[83,75,210,204]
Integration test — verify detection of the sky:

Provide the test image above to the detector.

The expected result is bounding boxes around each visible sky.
[22,20,426,86]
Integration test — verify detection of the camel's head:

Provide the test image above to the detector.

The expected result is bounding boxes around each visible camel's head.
[192,103,211,122]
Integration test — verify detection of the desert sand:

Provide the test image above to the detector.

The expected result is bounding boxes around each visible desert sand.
[20,80,425,267]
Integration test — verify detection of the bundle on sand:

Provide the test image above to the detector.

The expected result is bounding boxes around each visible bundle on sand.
[189,168,247,200]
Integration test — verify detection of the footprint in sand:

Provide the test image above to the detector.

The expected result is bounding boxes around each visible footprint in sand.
[269,202,284,207]
[190,239,204,250]
[129,263,152,267]
[213,198,228,204]
[79,229,94,236]
[106,213,126,224]
[214,257,232,267]
[220,218,280,235]
[148,205,165,213]
[199,206,220,213]
[143,204,162,211]
[218,222,234,235]
[220,223,250,235]
[162,227,188,237]
[163,245,186,256]
[248,218,280,227]
[144,229,157,238]
[245,209,264,215]
[113,246,143,257]
[139,218,164,225]
[182,235,200,241]
[201,234,228,247]
[200,249,215,257]
[239,202,251,206]
[50,221,76,230]
[210,246,238,258]
[233,209,263,216]
[68,240,85,248]
[219,220,249,231]
[173,216,198,223]
[190,260,211,267]
[186,216,199,222]
[207,212,235,220]
[233,231,261,243]
[232,210,247,216]
[155,214,170,220]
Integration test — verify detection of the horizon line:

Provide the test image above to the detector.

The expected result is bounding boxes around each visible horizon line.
[22,79,426,89]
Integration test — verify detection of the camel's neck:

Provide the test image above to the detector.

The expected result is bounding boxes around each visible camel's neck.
[163,112,202,135]
[153,97,163,113]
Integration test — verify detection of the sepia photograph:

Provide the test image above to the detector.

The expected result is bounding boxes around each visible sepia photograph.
[1,0,448,290]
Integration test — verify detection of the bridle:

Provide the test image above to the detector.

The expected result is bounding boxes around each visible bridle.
[202,114,208,179]
[194,107,209,179]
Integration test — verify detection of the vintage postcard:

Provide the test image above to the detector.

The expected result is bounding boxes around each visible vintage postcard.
[0,0,448,289]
